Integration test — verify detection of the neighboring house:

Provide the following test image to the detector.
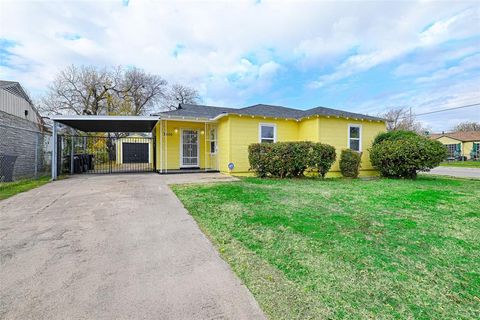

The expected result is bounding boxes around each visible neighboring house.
[430,131,480,160]
[151,104,386,177]
[0,80,50,180]
[0,80,44,127]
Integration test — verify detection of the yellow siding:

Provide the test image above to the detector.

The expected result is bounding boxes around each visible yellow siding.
[153,115,387,175]
[464,142,473,158]
[298,117,319,141]
[436,136,462,144]
[156,120,210,170]
[317,117,386,173]
[216,117,231,172]
[155,123,161,170]
[227,115,299,174]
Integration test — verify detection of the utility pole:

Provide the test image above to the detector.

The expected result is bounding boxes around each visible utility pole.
[409,107,413,130]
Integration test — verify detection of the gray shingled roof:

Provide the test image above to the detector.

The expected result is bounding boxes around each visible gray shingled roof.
[154,104,236,118]
[154,103,384,121]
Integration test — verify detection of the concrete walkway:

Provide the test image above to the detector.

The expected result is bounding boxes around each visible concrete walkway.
[0,173,264,320]
[424,166,480,179]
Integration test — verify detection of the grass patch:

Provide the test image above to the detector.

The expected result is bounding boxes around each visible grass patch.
[440,161,480,168]
[0,176,51,200]
[172,176,480,319]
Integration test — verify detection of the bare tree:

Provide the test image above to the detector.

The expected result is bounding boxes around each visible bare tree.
[40,65,116,116]
[381,107,429,134]
[452,121,480,132]
[40,65,169,116]
[119,67,168,115]
[40,65,200,117]
[162,84,201,110]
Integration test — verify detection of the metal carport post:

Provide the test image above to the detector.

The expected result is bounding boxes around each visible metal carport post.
[51,119,57,180]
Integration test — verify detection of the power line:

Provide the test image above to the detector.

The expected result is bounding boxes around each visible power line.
[414,103,480,117]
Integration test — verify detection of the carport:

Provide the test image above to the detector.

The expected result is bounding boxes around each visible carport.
[50,115,159,180]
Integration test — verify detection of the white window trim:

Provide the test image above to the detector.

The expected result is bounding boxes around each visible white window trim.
[210,128,217,155]
[348,124,362,152]
[259,123,277,143]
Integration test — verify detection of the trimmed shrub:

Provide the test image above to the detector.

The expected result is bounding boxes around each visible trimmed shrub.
[308,143,336,178]
[373,130,418,145]
[370,134,447,179]
[248,141,336,178]
[339,149,362,178]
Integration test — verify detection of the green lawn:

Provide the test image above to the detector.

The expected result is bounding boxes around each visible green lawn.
[0,176,50,200]
[440,161,480,168]
[172,176,480,320]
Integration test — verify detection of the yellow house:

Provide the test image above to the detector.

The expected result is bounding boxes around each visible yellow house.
[152,104,386,177]
[429,131,480,160]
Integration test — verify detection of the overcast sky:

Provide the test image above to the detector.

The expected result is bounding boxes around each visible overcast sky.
[1,0,479,131]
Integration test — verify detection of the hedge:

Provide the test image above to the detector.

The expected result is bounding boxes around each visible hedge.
[339,149,362,178]
[370,132,447,178]
[248,142,336,178]
[308,143,337,178]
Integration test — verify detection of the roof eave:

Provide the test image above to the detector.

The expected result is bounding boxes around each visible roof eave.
[296,114,386,122]
[50,115,160,121]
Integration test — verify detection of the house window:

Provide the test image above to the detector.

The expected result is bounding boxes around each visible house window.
[259,123,276,143]
[348,124,361,151]
[473,143,480,158]
[210,128,217,154]
[445,144,459,158]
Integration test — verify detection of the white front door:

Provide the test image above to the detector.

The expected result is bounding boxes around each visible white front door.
[181,129,199,167]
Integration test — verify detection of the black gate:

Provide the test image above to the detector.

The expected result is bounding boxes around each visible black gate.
[59,135,155,174]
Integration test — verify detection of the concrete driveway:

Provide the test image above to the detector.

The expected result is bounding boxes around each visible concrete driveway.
[0,173,264,320]
[424,166,480,179]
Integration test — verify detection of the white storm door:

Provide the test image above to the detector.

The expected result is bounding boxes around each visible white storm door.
[181,129,199,167]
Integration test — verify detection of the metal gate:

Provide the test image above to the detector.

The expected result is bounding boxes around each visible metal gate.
[58,135,155,174]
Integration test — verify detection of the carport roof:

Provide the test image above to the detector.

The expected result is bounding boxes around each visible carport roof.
[50,115,160,132]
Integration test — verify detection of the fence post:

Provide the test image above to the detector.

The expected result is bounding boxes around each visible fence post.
[51,121,57,180]
[34,133,38,178]
[70,135,74,174]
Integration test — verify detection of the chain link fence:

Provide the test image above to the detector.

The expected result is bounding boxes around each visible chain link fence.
[0,123,52,182]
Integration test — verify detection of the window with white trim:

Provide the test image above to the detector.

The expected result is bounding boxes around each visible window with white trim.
[348,124,361,151]
[259,123,276,143]
[445,144,459,157]
[210,128,217,154]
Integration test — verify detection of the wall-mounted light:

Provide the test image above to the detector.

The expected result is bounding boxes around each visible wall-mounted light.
[200,130,205,135]
[174,128,178,133]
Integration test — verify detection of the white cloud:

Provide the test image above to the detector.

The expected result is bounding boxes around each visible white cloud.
[0,0,478,112]
[310,6,479,88]
[416,53,480,83]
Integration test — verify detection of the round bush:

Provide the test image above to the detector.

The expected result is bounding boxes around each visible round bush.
[370,135,447,178]
[307,143,336,178]
[373,130,419,145]
[339,149,362,178]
